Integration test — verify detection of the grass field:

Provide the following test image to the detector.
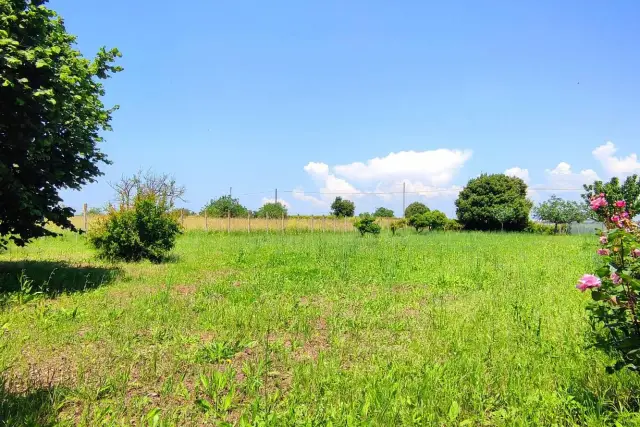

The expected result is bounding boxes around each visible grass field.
[1,231,640,426]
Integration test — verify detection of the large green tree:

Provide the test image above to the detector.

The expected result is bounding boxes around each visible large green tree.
[373,207,394,218]
[0,0,121,247]
[200,195,248,218]
[330,197,355,217]
[255,202,288,219]
[533,195,587,233]
[404,202,429,218]
[455,174,532,231]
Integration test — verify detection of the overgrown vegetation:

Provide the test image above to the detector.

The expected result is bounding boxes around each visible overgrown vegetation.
[2,231,639,424]
[330,197,355,217]
[255,202,288,219]
[353,214,381,236]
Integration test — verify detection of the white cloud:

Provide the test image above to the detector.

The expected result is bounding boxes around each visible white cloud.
[505,167,530,183]
[541,162,599,190]
[375,179,462,202]
[303,162,330,179]
[261,197,290,209]
[300,162,362,203]
[333,149,472,186]
[592,141,640,177]
[291,188,328,208]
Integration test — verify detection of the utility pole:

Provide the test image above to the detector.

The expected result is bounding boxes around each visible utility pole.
[229,187,232,198]
[275,188,278,204]
[402,182,406,218]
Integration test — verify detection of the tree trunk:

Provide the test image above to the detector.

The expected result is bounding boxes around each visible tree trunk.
[554,223,558,234]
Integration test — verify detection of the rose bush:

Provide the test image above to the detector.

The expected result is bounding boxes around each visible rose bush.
[578,193,640,373]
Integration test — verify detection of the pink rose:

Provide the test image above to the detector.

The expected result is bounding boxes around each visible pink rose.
[615,200,627,208]
[632,249,640,258]
[597,248,610,256]
[611,272,622,284]
[611,215,620,223]
[599,236,608,244]
[590,196,608,210]
[576,274,602,292]
[621,212,630,219]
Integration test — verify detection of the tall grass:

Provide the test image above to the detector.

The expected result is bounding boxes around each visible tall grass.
[1,231,639,425]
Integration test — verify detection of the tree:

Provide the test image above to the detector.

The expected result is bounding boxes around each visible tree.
[330,197,355,217]
[390,219,406,236]
[373,207,394,218]
[353,214,381,236]
[87,207,104,216]
[408,210,448,233]
[582,175,640,220]
[256,202,288,219]
[455,174,532,231]
[408,214,429,233]
[200,195,248,218]
[533,195,587,233]
[404,202,429,218]
[491,206,516,232]
[0,0,122,248]
[111,170,185,210]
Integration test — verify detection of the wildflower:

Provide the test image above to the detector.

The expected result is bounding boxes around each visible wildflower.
[576,274,602,292]
[611,272,622,284]
[621,212,630,219]
[597,248,610,256]
[632,248,640,258]
[599,235,608,244]
[611,215,620,223]
[615,200,627,208]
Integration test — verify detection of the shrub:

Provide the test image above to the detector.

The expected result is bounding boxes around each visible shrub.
[353,214,381,236]
[444,219,463,231]
[404,202,429,218]
[88,196,181,262]
[201,195,248,218]
[524,221,557,235]
[390,219,406,236]
[576,192,640,373]
[256,202,288,219]
[331,197,355,217]
[373,207,394,218]
[408,210,448,233]
[456,174,532,231]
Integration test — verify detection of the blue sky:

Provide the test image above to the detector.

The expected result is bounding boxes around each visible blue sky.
[55,0,640,216]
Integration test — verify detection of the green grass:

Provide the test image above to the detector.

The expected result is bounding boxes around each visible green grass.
[1,231,640,426]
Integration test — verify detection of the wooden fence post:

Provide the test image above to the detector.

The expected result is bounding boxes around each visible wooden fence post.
[344,216,347,232]
[180,210,184,226]
[281,213,285,232]
[311,216,314,232]
[204,211,208,232]
[333,217,336,232]
[266,213,270,233]
[247,212,251,233]
[227,211,231,233]
[83,203,88,232]
[322,216,326,232]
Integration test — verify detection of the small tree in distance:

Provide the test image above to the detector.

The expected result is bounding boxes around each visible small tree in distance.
[201,195,248,218]
[534,195,587,233]
[331,197,355,217]
[256,202,288,219]
[492,206,516,232]
[404,202,429,218]
[373,207,394,218]
[353,214,381,236]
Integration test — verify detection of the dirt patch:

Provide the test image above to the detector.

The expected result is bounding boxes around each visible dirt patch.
[293,317,330,361]
[174,284,196,296]
[232,281,242,288]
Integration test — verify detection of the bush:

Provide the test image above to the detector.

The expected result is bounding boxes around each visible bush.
[353,214,381,236]
[524,221,557,235]
[390,219,406,236]
[88,196,181,262]
[456,174,532,231]
[576,192,640,373]
[404,202,429,218]
[444,219,463,231]
[408,210,448,233]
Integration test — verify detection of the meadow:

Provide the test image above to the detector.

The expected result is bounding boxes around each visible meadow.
[1,231,640,426]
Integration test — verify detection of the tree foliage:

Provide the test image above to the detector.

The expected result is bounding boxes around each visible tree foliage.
[353,213,381,236]
[455,174,532,231]
[404,202,429,218]
[256,202,288,219]
[373,207,394,218]
[408,210,448,233]
[533,195,587,233]
[582,175,640,220]
[200,195,248,218]
[0,0,122,247]
[330,197,355,217]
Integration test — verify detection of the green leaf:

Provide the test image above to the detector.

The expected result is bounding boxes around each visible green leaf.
[448,401,460,422]
[35,59,48,68]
